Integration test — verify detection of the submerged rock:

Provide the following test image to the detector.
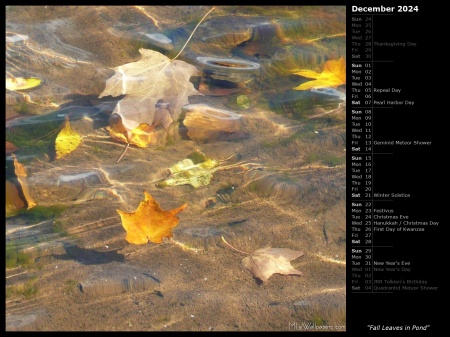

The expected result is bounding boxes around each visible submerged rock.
[27,169,120,205]
[174,226,225,251]
[244,170,306,202]
[139,32,174,50]
[196,15,257,47]
[195,57,260,83]
[182,103,248,142]
[78,263,160,297]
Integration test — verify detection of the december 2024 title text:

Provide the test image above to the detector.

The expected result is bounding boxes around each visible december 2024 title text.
[352,6,419,12]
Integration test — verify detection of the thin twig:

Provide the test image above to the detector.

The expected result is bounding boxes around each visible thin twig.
[172,6,215,61]
[116,143,130,163]
[221,236,250,256]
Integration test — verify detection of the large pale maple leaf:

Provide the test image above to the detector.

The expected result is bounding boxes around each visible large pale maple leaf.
[117,191,187,244]
[99,48,202,145]
[294,57,346,90]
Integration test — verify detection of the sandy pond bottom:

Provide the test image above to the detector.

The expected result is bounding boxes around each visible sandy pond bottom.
[6,135,346,331]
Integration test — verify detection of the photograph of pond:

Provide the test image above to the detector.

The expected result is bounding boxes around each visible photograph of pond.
[6,6,346,331]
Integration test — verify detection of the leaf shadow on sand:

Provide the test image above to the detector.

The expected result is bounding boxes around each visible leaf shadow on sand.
[52,242,125,265]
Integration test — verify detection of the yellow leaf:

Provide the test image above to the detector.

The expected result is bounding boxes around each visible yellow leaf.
[158,157,219,188]
[117,191,187,244]
[6,77,42,91]
[293,57,346,90]
[55,115,82,159]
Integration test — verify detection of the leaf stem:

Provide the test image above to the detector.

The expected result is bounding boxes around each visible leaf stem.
[172,6,215,61]
[116,143,130,163]
[221,236,250,256]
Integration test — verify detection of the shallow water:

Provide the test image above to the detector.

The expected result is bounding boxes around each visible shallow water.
[6,6,346,331]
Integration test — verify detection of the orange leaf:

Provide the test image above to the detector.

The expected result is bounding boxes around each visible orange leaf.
[108,123,157,148]
[107,111,172,147]
[12,154,36,210]
[117,191,187,244]
[6,180,25,217]
[294,57,346,90]
[6,141,18,155]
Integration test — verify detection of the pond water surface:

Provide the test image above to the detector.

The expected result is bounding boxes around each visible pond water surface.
[6,6,346,331]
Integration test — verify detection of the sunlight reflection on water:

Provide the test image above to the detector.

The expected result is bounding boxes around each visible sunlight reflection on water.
[6,6,346,331]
